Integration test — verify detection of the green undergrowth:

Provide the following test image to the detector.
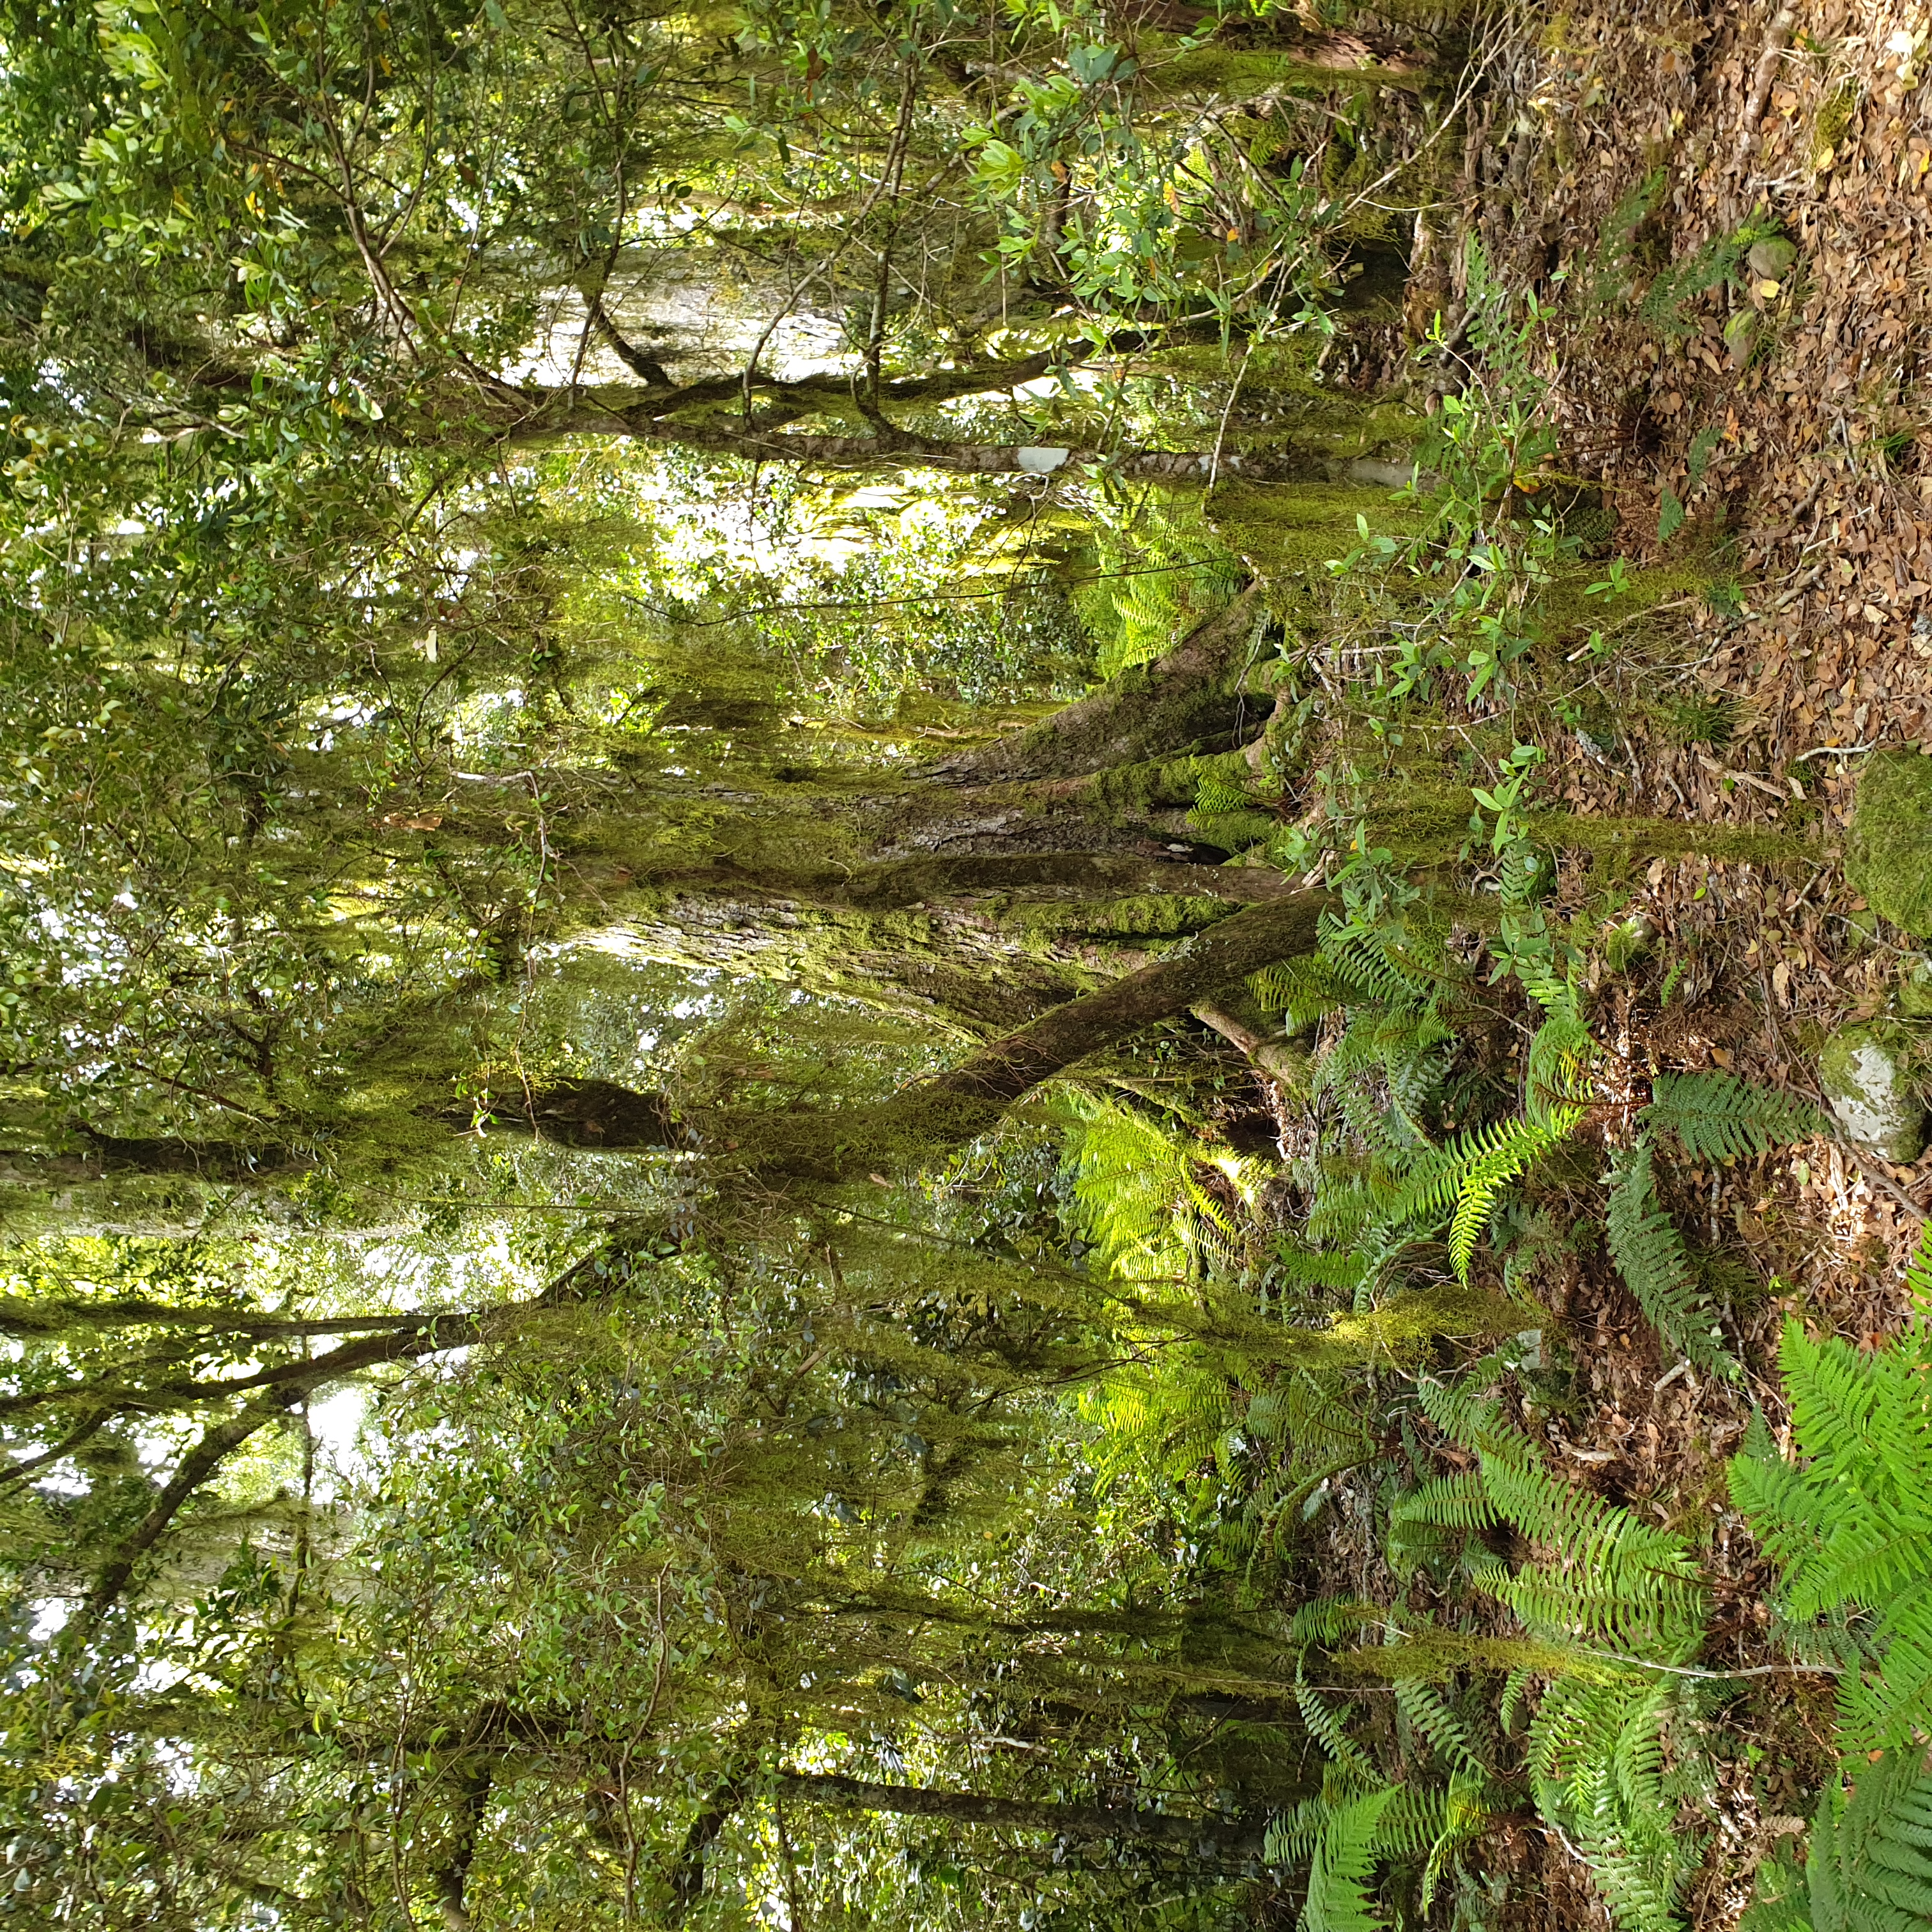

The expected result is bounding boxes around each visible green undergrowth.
[1024,240,1912,1928]
[1044,850,1901,1928]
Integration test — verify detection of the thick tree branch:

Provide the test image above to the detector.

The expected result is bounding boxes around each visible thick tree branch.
[80,1391,302,1621]
[732,889,1332,1179]
[921,889,1330,1112]
[666,1773,751,1923]
[925,589,1266,785]
[774,1771,1264,1857]
[431,1759,494,1932]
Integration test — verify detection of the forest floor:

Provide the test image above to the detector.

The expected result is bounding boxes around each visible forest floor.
[1273,5,1932,1925]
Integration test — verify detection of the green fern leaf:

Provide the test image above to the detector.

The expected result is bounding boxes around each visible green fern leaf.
[1732,1315,1932,1754]
[1390,1110,1583,1280]
[1807,1750,1932,1932]
[1605,1139,1739,1377]
[1395,1679,1488,1777]
[1644,1070,1821,1163]
[1303,1787,1398,1932]
[1296,1685,1385,1790]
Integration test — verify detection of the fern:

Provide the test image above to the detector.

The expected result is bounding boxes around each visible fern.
[1296,1685,1386,1791]
[1412,1377,1707,1658]
[1316,911,1446,1013]
[1399,1377,1713,1931]
[1530,1671,1706,1932]
[1751,1747,1932,1932]
[1302,1787,1399,1932]
[1605,1139,1738,1377]
[1248,954,1355,1032]
[1804,1749,1932,1932]
[1395,1679,1488,1778]
[1194,771,1257,818]
[1527,1009,1596,1121]
[1730,1291,1932,1754]
[1388,1110,1584,1280]
[1643,1070,1821,1164]
[1274,1241,1368,1294]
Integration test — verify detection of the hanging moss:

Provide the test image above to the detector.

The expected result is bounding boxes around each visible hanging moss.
[1848,749,1932,938]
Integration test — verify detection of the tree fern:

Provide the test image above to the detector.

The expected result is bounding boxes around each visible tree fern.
[1605,1139,1738,1377]
[1643,1070,1821,1163]
[1730,1291,1932,1754]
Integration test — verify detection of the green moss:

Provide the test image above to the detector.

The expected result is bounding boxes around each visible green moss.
[1078,747,1258,817]
[1188,808,1280,851]
[1523,811,1802,868]
[1363,779,1473,864]
[1848,749,1932,938]
[1813,80,1861,171]
[1819,1021,1927,1162]
[1208,482,1426,587]
[1004,894,1234,949]
[1146,46,1423,99]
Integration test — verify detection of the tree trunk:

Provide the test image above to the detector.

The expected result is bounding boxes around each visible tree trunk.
[717,889,1331,1182]
[773,1770,1265,1859]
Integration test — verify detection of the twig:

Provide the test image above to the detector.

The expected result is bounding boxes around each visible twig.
[1835,1138,1929,1223]
[1737,6,1798,158]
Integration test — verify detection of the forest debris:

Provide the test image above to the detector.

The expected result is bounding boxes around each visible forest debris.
[1736,6,1799,155]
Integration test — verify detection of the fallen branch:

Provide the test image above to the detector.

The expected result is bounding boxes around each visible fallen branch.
[1737,6,1798,158]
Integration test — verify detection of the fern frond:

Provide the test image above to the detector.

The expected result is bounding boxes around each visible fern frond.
[1303,1787,1398,1932]
[1643,1070,1822,1164]
[1289,1598,1381,1649]
[1530,1674,1701,1932]
[1903,1223,1932,1322]
[1296,1685,1386,1791]
[1275,1242,1368,1293]
[1387,1110,1583,1280]
[1605,1139,1738,1377]
[1195,772,1255,817]
[1395,1679,1488,1777]
[1266,1795,1333,1867]
[1733,1316,1932,1752]
[1478,1452,1706,1653]
[1372,1781,1450,1862]
[1317,912,1446,1013]
[1805,1750,1932,1932]
[1414,1375,1517,1459]
[1420,1769,1491,1913]
[1248,956,1354,1031]
[1388,1471,1496,1572]
[1527,1010,1597,1121]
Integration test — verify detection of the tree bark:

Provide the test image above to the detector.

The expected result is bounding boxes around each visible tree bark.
[774,1770,1264,1859]
[726,888,1331,1180]
[923,588,1268,786]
